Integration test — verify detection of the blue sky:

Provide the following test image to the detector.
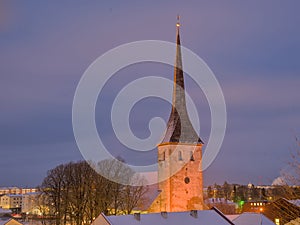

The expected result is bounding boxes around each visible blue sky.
[0,1,300,186]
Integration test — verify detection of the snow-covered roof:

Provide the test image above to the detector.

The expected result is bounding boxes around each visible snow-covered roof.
[0,208,12,214]
[0,187,19,190]
[288,199,300,207]
[285,217,300,225]
[22,192,40,196]
[0,218,10,225]
[233,212,275,225]
[0,218,23,225]
[1,194,22,198]
[205,198,236,205]
[93,209,233,225]
[226,214,240,221]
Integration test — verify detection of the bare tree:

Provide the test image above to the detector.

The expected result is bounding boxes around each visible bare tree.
[35,193,52,225]
[120,174,148,214]
[40,160,148,225]
[222,181,231,200]
[277,136,300,200]
[40,164,67,225]
[285,136,300,186]
[66,161,96,225]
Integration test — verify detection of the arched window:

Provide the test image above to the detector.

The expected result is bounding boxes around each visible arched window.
[159,151,165,161]
[190,151,195,161]
[178,151,183,161]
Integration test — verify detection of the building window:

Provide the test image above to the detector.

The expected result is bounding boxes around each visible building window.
[159,151,165,161]
[275,218,280,225]
[184,177,190,184]
[178,151,183,161]
[190,152,195,161]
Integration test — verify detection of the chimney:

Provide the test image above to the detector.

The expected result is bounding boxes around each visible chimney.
[134,213,140,221]
[190,210,198,218]
[161,211,168,219]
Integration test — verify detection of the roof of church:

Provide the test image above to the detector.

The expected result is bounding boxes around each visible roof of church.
[232,212,276,225]
[160,19,203,145]
[92,209,233,225]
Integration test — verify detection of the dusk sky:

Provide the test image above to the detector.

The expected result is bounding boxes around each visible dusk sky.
[1,1,300,187]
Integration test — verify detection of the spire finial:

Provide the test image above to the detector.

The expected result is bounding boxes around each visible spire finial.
[176,15,180,27]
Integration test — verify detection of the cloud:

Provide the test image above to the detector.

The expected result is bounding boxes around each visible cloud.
[272,176,287,186]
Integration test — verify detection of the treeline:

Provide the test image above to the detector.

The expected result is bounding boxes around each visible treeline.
[38,160,148,225]
[206,182,300,202]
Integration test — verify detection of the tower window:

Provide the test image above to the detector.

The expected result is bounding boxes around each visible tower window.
[190,152,195,161]
[178,151,183,161]
[159,151,165,161]
[184,177,190,184]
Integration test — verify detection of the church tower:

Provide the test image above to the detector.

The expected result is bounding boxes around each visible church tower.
[149,18,205,212]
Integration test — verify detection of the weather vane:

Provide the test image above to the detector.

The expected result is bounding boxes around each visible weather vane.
[176,15,180,27]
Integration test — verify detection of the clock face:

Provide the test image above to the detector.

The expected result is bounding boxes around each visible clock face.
[184,177,190,184]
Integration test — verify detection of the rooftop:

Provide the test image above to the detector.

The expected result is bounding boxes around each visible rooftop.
[92,209,233,225]
[232,212,276,225]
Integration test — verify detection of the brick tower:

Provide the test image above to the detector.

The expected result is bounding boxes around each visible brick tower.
[149,18,204,212]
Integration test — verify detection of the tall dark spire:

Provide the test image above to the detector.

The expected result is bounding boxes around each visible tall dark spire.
[160,18,203,145]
